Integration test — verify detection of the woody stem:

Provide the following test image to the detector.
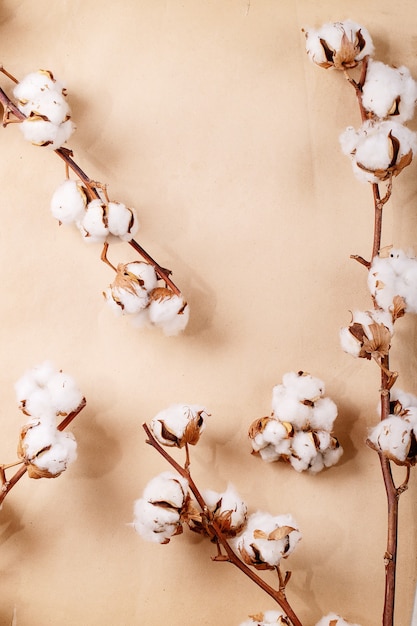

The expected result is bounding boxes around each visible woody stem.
[0,83,181,295]
[143,423,304,626]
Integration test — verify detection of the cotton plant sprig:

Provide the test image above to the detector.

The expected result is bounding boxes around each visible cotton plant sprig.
[304,19,417,626]
[0,361,86,506]
[0,66,189,336]
[248,371,343,474]
[134,404,306,626]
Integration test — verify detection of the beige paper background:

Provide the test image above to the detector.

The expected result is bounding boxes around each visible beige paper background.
[0,1,416,625]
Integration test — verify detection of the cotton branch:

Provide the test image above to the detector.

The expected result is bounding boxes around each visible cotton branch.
[0,79,181,296]
[142,422,304,626]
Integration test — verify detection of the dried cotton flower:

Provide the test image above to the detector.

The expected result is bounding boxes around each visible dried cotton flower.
[203,483,248,537]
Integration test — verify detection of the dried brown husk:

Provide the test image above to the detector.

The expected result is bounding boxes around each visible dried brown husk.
[318,29,366,70]
[348,321,391,359]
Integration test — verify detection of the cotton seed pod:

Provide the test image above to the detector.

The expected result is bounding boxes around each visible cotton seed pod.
[202,484,248,538]
[239,610,291,626]
[150,403,209,448]
[133,472,191,544]
[367,415,417,465]
[20,116,75,149]
[235,512,301,570]
[361,59,417,123]
[315,613,362,626]
[50,179,87,224]
[340,120,417,184]
[148,287,190,336]
[18,420,77,479]
[304,20,374,70]
[13,69,66,103]
[107,201,139,241]
[77,199,109,242]
[103,262,155,315]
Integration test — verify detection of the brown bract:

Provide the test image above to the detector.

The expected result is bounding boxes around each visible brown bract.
[348,321,391,359]
[318,30,366,70]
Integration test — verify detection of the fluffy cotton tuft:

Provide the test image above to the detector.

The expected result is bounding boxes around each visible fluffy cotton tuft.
[150,403,209,448]
[304,20,374,70]
[147,288,190,336]
[368,416,412,463]
[362,59,417,122]
[239,610,290,626]
[315,615,362,626]
[15,361,83,418]
[19,420,77,478]
[50,179,87,224]
[133,471,189,544]
[14,70,74,149]
[340,120,417,183]
[203,483,248,536]
[235,512,301,569]
[368,249,417,314]
[106,201,139,241]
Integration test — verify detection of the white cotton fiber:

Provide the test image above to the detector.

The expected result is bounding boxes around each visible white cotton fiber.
[143,471,189,509]
[362,59,417,122]
[132,498,180,544]
[78,199,109,242]
[45,371,83,415]
[315,614,362,626]
[107,201,139,241]
[368,415,412,462]
[50,179,86,224]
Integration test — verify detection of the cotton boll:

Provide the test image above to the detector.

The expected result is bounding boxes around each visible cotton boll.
[19,90,71,126]
[32,431,77,475]
[236,512,301,569]
[132,498,181,544]
[315,614,362,626]
[340,325,361,357]
[239,610,290,625]
[340,120,417,183]
[391,388,417,409]
[203,483,247,536]
[271,393,310,429]
[362,59,417,122]
[290,431,318,472]
[368,415,412,463]
[52,119,75,149]
[45,371,83,415]
[281,371,324,400]
[50,179,87,224]
[104,282,149,315]
[20,116,74,149]
[78,199,109,243]
[125,262,158,292]
[258,445,282,463]
[158,302,190,336]
[107,201,139,242]
[143,471,189,509]
[148,289,189,335]
[304,20,373,70]
[13,70,65,102]
[323,444,344,468]
[22,388,56,419]
[150,403,208,447]
[19,419,56,459]
[310,397,338,430]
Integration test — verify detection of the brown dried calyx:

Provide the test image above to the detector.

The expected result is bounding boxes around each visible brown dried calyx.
[318,29,367,70]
